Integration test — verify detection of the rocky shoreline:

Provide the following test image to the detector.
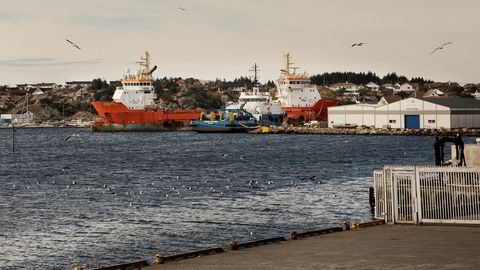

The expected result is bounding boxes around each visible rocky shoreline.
[249,126,480,137]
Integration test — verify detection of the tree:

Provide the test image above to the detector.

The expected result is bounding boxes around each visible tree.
[89,78,109,90]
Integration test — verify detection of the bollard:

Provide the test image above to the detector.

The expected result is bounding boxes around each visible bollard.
[288,231,298,240]
[229,240,239,250]
[343,221,350,231]
[155,254,163,264]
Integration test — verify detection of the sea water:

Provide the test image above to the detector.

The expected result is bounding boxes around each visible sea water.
[0,128,469,269]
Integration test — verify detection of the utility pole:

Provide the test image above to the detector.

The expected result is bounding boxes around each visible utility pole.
[63,103,65,126]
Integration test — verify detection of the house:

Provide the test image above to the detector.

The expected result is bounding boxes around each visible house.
[366,82,380,92]
[382,83,396,90]
[66,81,92,89]
[330,82,361,95]
[423,89,446,98]
[30,83,59,90]
[395,83,416,93]
[378,96,402,105]
[472,91,480,100]
[1,111,34,125]
[329,97,480,129]
[32,88,44,95]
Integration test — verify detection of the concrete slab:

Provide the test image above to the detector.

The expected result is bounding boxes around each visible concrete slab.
[144,225,480,270]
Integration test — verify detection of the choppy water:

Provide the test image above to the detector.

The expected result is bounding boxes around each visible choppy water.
[0,128,470,269]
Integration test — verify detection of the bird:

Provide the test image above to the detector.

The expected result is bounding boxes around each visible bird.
[65,39,81,50]
[351,42,366,47]
[64,131,81,141]
[430,42,453,55]
[178,7,187,11]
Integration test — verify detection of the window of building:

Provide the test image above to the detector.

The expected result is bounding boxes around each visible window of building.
[389,120,396,124]
[428,120,435,124]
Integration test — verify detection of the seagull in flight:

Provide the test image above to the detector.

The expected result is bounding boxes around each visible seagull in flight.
[430,42,453,55]
[65,39,81,50]
[178,7,187,11]
[351,42,366,47]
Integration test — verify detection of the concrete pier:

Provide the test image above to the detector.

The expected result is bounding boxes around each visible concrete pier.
[144,225,480,270]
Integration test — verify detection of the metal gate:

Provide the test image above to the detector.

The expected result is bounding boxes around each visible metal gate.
[374,166,480,225]
[393,173,416,224]
[416,167,480,224]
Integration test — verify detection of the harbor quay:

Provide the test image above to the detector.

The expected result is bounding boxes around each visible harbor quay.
[249,126,480,137]
[93,223,480,270]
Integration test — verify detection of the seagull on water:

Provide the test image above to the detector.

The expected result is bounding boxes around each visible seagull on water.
[430,42,453,55]
[65,39,81,50]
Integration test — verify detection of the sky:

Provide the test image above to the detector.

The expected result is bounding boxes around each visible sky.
[0,0,479,85]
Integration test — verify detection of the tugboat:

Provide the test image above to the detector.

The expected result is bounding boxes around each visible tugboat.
[91,51,202,131]
[275,53,338,124]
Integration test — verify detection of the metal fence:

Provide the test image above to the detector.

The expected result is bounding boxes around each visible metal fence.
[374,165,480,225]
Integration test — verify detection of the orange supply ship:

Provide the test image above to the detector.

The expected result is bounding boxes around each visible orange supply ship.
[91,52,202,131]
[275,53,338,123]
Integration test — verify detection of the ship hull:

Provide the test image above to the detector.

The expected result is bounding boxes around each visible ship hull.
[91,101,202,132]
[190,119,258,133]
[283,99,339,123]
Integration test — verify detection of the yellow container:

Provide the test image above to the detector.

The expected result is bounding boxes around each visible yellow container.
[260,126,272,133]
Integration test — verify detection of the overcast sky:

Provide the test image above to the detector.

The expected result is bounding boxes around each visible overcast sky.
[0,0,479,85]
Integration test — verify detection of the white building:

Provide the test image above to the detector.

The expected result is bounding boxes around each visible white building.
[328,97,480,129]
[423,89,446,97]
[1,112,34,125]
[330,82,361,95]
[366,82,380,92]
[66,81,92,89]
[394,83,416,93]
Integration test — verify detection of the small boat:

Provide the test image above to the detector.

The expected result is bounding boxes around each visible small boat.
[190,109,259,133]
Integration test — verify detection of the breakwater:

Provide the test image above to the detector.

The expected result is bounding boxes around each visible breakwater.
[250,126,480,136]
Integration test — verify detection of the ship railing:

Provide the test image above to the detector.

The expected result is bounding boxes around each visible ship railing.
[374,165,480,225]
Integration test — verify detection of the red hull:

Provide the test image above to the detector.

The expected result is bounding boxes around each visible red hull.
[283,99,339,122]
[91,101,203,125]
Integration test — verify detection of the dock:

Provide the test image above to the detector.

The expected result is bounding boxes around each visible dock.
[132,224,480,270]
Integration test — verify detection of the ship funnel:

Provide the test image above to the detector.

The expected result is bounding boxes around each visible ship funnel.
[148,65,157,75]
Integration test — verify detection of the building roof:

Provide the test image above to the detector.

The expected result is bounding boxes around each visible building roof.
[382,96,402,103]
[418,97,480,109]
[66,81,92,84]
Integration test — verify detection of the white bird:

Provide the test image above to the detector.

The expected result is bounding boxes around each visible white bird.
[64,131,81,141]
[65,39,81,50]
[430,42,453,55]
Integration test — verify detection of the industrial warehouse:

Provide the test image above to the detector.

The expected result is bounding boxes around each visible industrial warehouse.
[328,97,480,129]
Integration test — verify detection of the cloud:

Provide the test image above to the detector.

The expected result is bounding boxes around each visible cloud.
[0,58,102,67]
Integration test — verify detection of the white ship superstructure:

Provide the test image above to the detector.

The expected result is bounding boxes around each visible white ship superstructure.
[275,53,321,107]
[111,51,157,110]
[226,63,282,119]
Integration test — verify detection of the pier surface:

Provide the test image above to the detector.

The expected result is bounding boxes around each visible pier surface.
[144,225,480,270]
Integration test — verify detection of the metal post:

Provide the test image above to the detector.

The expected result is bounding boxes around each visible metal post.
[63,103,65,126]
[12,121,15,153]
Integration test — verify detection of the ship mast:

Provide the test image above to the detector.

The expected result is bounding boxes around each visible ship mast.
[282,53,298,75]
[249,63,260,85]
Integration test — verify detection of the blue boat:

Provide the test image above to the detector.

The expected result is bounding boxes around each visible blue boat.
[190,109,259,133]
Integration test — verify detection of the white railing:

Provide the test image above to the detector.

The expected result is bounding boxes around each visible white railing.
[374,166,480,225]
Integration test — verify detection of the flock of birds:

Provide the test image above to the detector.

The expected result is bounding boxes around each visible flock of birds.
[350,41,453,54]
[62,7,453,56]
[9,168,324,208]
